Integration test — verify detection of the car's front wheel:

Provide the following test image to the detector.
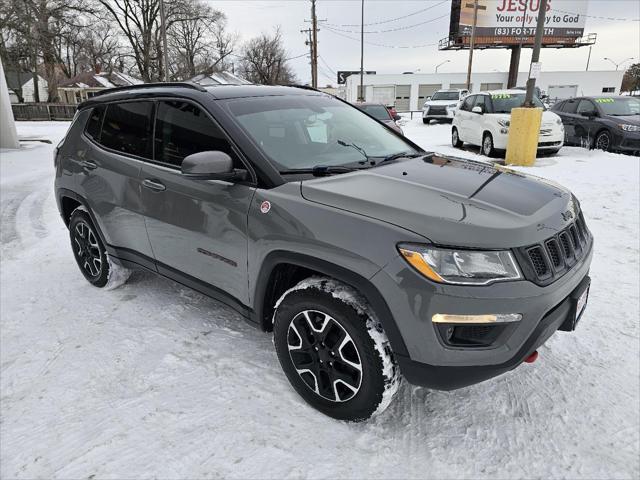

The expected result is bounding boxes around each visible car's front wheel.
[422,118,430,124]
[273,277,400,421]
[482,132,497,157]
[452,127,463,148]
[69,208,131,289]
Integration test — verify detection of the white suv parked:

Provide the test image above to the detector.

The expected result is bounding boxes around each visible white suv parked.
[451,90,564,157]
[422,89,469,124]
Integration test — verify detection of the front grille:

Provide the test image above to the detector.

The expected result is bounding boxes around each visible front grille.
[516,210,592,286]
[539,128,553,136]
[428,106,447,115]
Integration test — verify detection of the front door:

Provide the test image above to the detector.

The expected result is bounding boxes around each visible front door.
[575,99,600,146]
[139,100,256,304]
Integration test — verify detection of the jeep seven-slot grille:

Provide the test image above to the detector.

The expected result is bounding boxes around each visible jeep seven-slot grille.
[516,211,592,286]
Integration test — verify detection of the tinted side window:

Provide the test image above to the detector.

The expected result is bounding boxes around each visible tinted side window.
[461,95,475,111]
[85,105,105,140]
[154,100,237,167]
[100,102,154,158]
[577,99,597,115]
[562,100,578,113]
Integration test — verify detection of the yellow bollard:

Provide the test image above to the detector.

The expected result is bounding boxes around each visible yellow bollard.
[505,107,543,166]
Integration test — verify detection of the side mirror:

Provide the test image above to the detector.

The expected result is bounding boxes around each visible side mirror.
[181,151,247,181]
[471,106,483,114]
[425,96,432,101]
[393,114,401,121]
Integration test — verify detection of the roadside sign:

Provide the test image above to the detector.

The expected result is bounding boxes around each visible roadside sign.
[337,70,376,84]
[529,62,542,79]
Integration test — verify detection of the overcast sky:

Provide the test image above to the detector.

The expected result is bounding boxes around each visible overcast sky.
[213,0,640,85]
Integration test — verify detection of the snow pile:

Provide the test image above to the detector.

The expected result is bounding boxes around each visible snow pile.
[1,120,638,479]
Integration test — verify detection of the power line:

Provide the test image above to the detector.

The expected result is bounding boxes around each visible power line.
[323,25,438,49]
[286,52,310,61]
[550,8,639,22]
[327,12,449,34]
[325,0,447,27]
[319,55,337,76]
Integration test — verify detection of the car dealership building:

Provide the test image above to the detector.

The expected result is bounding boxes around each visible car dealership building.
[344,70,625,112]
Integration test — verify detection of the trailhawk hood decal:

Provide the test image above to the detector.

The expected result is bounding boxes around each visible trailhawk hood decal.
[300,155,573,248]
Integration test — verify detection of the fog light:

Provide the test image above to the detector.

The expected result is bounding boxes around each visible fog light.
[500,128,509,134]
[432,313,522,324]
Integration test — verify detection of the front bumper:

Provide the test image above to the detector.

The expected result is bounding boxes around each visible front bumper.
[423,107,455,119]
[615,130,640,154]
[492,129,564,150]
[370,240,593,390]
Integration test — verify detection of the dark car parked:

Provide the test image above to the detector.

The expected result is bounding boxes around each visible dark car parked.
[55,82,593,421]
[551,96,640,154]
[354,102,404,135]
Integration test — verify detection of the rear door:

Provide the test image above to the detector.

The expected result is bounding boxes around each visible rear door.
[78,101,155,265]
[575,99,600,146]
[558,98,580,144]
[139,99,256,304]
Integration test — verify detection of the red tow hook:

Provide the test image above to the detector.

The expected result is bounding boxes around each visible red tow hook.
[524,350,539,363]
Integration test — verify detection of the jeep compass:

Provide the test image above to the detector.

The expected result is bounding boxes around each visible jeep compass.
[54,82,593,421]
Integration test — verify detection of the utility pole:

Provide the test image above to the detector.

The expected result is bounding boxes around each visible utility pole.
[159,0,169,82]
[311,0,318,88]
[524,0,548,106]
[359,0,364,101]
[301,28,313,84]
[465,0,485,90]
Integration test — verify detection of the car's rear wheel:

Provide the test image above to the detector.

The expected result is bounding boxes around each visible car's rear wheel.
[273,277,400,421]
[594,130,612,151]
[482,132,497,157]
[452,127,463,148]
[69,208,130,289]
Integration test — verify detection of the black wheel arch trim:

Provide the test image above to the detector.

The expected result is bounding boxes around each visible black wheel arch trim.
[253,250,409,357]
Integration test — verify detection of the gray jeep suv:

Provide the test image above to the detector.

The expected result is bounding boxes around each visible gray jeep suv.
[55,83,593,421]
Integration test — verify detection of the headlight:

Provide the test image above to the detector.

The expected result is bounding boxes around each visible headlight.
[556,118,563,125]
[398,244,522,285]
[448,103,458,108]
[497,119,510,128]
[619,124,640,132]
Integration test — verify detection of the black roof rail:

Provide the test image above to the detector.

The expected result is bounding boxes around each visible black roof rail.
[93,81,207,97]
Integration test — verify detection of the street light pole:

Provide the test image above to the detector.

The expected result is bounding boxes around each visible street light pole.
[159,0,169,82]
[604,57,634,70]
[435,60,450,73]
[359,0,364,101]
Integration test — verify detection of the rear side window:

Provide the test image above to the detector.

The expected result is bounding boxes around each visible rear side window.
[154,100,237,167]
[85,106,105,140]
[562,100,578,113]
[100,102,154,158]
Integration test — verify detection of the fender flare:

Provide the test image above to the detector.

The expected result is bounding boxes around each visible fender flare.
[253,250,409,358]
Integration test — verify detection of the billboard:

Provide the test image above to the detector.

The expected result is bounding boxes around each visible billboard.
[447,0,588,47]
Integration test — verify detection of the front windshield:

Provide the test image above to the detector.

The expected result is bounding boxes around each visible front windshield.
[594,97,640,116]
[225,95,417,170]
[357,104,390,121]
[491,93,544,113]
[431,91,460,101]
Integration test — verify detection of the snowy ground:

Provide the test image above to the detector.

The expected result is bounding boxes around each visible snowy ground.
[1,119,638,479]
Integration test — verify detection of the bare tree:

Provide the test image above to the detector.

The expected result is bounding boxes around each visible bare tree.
[239,28,296,85]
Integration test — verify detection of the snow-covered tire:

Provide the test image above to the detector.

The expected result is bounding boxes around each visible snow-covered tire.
[273,277,400,421]
[452,127,463,148]
[69,207,131,289]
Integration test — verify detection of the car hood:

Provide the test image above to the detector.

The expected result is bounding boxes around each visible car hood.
[603,114,640,126]
[425,99,459,107]
[300,155,575,248]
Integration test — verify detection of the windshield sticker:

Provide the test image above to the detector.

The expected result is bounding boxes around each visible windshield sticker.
[491,93,512,99]
[594,98,615,103]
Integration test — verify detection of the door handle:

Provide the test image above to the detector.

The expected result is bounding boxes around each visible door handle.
[81,160,97,170]
[142,178,166,192]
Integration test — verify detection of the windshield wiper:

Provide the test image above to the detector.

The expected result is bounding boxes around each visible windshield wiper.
[279,165,363,177]
[373,151,423,166]
[337,139,370,162]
